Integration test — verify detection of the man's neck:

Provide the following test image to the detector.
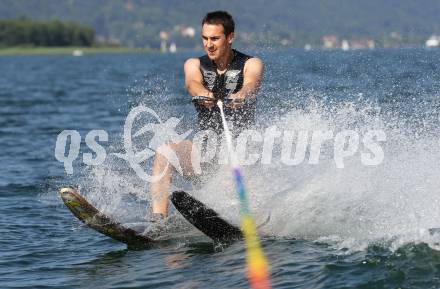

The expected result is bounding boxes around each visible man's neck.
[214,48,234,72]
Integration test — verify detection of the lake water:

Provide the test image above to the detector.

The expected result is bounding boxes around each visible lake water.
[1,48,440,288]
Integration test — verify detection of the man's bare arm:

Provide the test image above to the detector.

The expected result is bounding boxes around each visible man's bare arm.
[184,58,214,97]
[230,57,264,101]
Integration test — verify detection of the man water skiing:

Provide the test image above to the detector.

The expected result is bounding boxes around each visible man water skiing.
[149,11,264,223]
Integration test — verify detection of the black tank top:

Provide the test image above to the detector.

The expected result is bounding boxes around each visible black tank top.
[194,49,256,134]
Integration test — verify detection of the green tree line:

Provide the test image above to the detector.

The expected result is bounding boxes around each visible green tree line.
[0,18,95,47]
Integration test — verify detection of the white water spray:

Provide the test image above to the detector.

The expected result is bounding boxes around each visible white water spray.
[78,96,440,252]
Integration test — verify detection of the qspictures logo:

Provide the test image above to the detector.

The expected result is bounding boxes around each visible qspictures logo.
[55,105,386,182]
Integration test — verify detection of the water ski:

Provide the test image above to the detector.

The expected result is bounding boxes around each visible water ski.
[171,191,242,243]
[60,187,153,249]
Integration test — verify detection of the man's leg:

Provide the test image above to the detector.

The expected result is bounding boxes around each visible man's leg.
[150,146,172,216]
[150,140,195,217]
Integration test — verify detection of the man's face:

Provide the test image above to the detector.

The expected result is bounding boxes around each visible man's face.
[202,23,234,61]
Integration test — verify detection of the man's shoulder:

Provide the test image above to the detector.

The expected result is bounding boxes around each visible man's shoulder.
[184,57,200,69]
[243,57,264,76]
[246,57,263,65]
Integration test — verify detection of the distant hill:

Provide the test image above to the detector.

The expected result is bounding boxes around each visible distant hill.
[1,0,439,49]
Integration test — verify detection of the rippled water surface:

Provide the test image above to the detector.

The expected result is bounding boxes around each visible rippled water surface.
[1,49,440,288]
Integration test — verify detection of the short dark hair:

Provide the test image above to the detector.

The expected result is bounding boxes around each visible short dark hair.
[202,11,235,36]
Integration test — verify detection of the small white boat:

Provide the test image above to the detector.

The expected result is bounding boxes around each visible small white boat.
[72,49,84,56]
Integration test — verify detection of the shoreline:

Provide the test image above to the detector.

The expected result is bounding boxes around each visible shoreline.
[0,46,435,56]
[0,46,153,56]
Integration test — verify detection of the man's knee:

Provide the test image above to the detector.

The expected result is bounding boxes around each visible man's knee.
[154,140,194,175]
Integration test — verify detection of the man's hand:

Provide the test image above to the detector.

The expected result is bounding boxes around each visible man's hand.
[192,95,216,108]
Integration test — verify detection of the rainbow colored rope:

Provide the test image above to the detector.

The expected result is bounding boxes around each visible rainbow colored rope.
[218,101,272,289]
